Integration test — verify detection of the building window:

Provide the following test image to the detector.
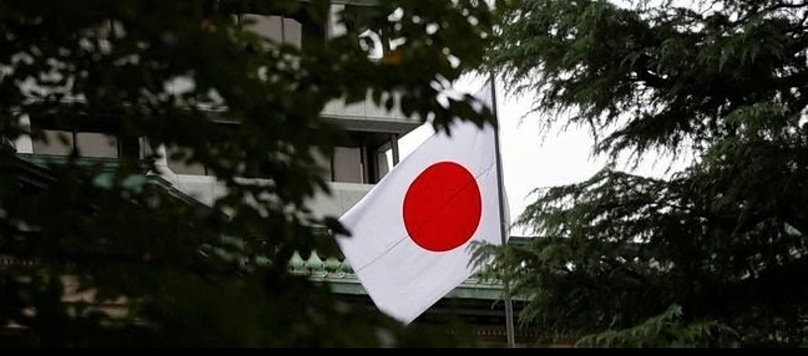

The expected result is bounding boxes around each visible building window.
[235,3,326,50]
[332,146,363,183]
[161,129,396,185]
[238,14,303,48]
[376,149,390,179]
[32,129,119,159]
[326,140,392,185]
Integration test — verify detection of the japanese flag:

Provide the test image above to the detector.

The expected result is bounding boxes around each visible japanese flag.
[334,82,509,324]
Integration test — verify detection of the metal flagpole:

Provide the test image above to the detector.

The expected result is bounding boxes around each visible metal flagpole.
[488,72,516,348]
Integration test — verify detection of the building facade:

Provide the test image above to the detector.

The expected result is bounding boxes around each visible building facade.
[7,1,538,347]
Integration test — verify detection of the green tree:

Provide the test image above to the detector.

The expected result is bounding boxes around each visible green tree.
[479,0,808,347]
[0,0,497,347]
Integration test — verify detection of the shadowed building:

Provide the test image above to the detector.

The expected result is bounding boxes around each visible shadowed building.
[5,1,539,347]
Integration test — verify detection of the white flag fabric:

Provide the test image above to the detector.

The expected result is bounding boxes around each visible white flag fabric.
[334,82,510,324]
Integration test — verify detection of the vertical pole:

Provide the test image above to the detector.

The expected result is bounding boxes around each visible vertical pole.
[489,73,516,348]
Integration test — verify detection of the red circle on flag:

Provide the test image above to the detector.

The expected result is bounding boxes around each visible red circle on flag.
[402,161,482,252]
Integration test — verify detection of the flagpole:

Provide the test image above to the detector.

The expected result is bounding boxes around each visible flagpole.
[488,72,516,348]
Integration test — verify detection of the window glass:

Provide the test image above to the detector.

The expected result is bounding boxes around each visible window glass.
[32,130,73,156]
[32,130,119,158]
[332,146,362,183]
[75,132,118,158]
[241,14,302,48]
[375,149,390,180]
